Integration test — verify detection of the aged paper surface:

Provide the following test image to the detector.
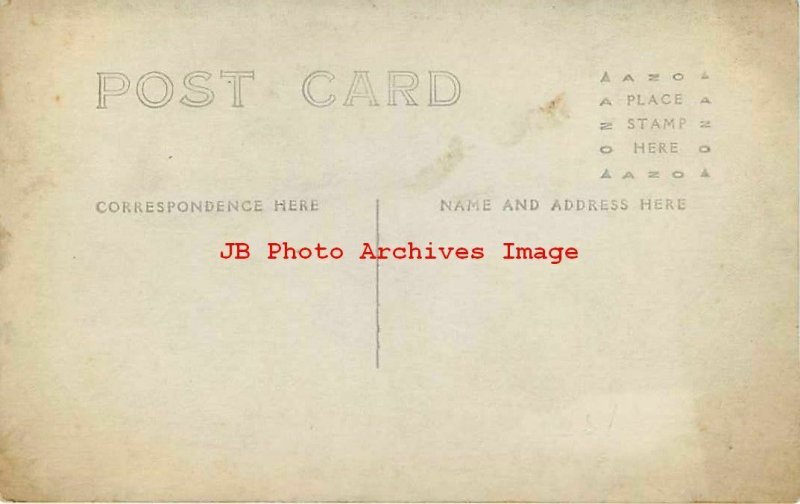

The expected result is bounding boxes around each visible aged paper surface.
[0,0,798,501]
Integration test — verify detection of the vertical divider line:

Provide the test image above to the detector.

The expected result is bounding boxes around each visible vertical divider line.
[375,198,380,369]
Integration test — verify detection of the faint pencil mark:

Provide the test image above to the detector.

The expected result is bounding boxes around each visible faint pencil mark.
[608,403,618,431]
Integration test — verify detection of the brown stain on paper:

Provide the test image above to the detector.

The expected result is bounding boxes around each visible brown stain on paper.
[505,93,570,145]
[538,92,568,120]
[0,431,48,501]
[407,136,465,191]
[0,319,45,500]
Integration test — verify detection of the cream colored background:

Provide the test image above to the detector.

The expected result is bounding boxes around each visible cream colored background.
[0,0,797,501]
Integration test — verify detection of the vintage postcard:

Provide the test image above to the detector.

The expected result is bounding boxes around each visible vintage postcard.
[0,0,797,501]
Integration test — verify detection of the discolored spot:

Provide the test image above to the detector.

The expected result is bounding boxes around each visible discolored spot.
[21,176,55,198]
[408,136,465,191]
[0,223,9,271]
[537,92,569,120]
[503,92,570,145]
